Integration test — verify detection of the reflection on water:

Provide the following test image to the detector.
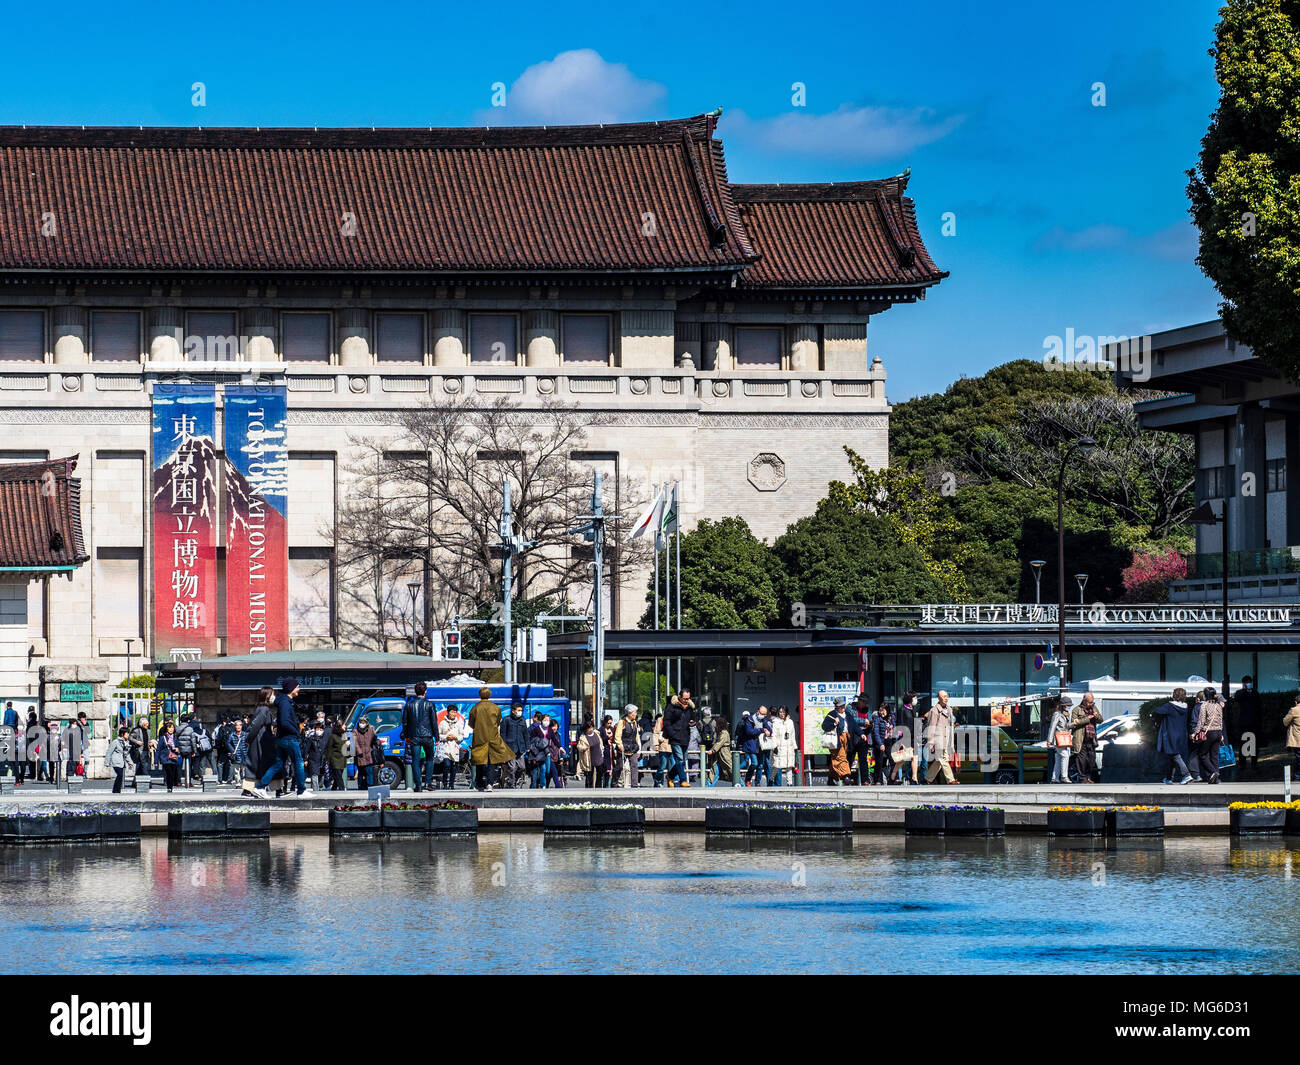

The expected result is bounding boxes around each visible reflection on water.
[0,833,1296,974]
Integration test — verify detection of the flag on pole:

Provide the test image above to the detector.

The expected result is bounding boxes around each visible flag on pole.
[627,484,664,543]
[661,480,679,537]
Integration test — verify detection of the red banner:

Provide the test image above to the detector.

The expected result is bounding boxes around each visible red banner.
[224,385,289,655]
[151,385,219,661]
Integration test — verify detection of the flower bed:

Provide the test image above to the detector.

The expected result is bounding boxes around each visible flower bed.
[1047,806,1105,836]
[905,805,1003,836]
[99,811,142,840]
[57,811,101,840]
[329,805,382,834]
[1105,806,1164,836]
[793,804,852,834]
[1228,801,1288,834]
[0,813,59,843]
[543,803,644,833]
[225,809,271,838]
[381,805,430,834]
[167,811,227,837]
[704,805,750,833]
[748,804,796,833]
[429,802,478,835]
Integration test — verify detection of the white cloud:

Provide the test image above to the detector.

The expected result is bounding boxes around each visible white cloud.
[475,50,666,126]
[1033,220,1199,262]
[719,104,964,163]
[1033,223,1130,253]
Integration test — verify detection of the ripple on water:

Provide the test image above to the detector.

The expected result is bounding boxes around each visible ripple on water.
[963,943,1270,964]
[749,899,974,914]
[96,952,294,967]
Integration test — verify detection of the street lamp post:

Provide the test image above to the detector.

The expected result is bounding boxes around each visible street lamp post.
[1030,560,1046,604]
[1075,573,1088,607]
[1191,500,1230,697]
[1056,437,1096,693]
[406,580,420,656]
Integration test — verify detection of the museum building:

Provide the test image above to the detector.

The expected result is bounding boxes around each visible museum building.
[0,112,946,710]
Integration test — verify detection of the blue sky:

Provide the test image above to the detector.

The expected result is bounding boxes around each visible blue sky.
[0,0,1225,400]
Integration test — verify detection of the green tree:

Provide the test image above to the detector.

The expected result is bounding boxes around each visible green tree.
[827,451,974,599]
[1188,0,1300,379]
[772,499,945,612]
[642,517,781,629]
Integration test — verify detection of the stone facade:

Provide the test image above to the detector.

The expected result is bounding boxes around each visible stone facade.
[0,282,891,688]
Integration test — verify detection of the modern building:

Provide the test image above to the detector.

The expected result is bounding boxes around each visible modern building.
[1113,319,1300,601]
[0,113,945,700]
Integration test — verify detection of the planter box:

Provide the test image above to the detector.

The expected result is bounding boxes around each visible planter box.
[1047,810,1105,836]
[167,812,226,837]
[1230,808,1286,834]
[1106,809,1165,836]
[794,806,852,834]
[99,812,141,840]
[329,808,382,834]
[1286,809,1300,837]
[381,808,431,834]
[589,807,645,832]
[945,809,995,836]
[0,815,59,842]
[904,808,946,835]
[57,814,101,840]
[749,807,796,833]
[543,808,590,832]
[225,811,270,837]
[705,806,751,833]
[428,809,478,835]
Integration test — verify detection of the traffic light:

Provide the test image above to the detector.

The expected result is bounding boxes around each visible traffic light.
[444,629,462,660]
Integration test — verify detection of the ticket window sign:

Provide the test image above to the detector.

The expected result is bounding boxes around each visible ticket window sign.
[59,682,94,703]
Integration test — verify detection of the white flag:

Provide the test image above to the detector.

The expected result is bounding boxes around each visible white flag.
[627,485,664,543]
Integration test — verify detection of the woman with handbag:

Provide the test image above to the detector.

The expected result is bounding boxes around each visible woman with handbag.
[1188,687,1224,784]
[1047,699,1072,783]
[651,713,671,787]
[158,720,181,792]
[242,687,280,797]
[821,698,852,785]
[771,706,797,786]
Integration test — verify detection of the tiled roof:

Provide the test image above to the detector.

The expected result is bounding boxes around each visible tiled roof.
[0,456,89,571]
[0,118,945,292]
[0,116,756,275]
[731,176,947,289]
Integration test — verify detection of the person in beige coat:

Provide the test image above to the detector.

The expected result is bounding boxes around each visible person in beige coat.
[1284,701,1300,777]
[923,690,958,785]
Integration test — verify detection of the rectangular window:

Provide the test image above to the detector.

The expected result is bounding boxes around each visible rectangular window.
[95,547,143,638]
[468,314,518,365]
[1256,652,1299,693]
[376,313,424,363]
[1267,458,1287,493]
[1072,652,1116,683]
[281,313,331,362]
[0,311,44,361]
[289,548,333,638]
[1117,651,1160,682]
[931,652,975,710]
[90,311,141,362]
[1196,465,1234,500]
[735,327,782,368]
[185,312,239,361]
[1165,652,1210,685]
[561,315,610,364]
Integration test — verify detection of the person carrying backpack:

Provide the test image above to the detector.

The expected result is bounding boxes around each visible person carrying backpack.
[402,681,439,792]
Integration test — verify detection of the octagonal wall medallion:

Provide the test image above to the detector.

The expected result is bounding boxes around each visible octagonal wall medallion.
[748,452,786,492]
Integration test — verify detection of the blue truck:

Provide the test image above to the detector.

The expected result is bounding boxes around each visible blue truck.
[342,682,569,789]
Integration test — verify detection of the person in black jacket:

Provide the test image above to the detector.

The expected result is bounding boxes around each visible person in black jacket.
[499,703,530,788]
[252,677,306,798]
[1233,675,1263,770]
[847,693,871,784]
[402,681,439,791]
[663,689,695,788]
[893,692,919,785]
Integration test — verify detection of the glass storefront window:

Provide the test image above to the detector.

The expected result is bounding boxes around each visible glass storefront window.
[978,653,1021,701]
[932,653,975,715]
[698,657,730,724]
[1072,652,1115,682]
[1024,653,1055,698]
[1166,652,1210,684]
[1117,652,1160,683]
[1256,652,1299,693]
